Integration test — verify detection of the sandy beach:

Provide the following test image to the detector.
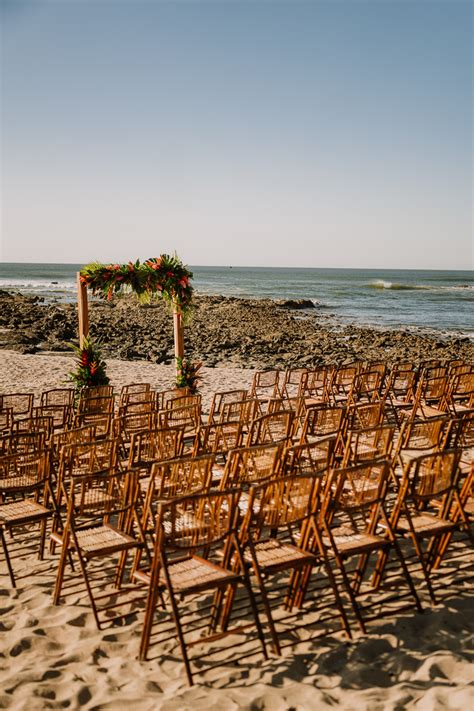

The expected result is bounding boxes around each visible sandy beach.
[0,349,473,710]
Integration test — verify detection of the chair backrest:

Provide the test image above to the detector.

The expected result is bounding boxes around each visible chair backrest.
[323,459,391,522]
[329,365,359,400]
[241,473,321,541]
[221,442,285,489]
[281,368,307,398]
[193,421,243,457]
[298,366,332,402]
[80,385,114,399]
[156,387,191,411]
[78,394,115,415]
[385,368,417,401]
[300,405,346,443]
[128,426,185,468]
[245,410,295,446]
[73,412,113,439]
[348,370,384,403]
[402,449,462,504]
[113,411,157,440]
[158,403,201,432]
[282,437,334,475]
[0,430,46,455]
[11,415,55,442]
[51,424,97,461]
[345,401,385,431]
[0,450,51,495]
[119,383,151,406]
[41,388,75,407]
[146,454,215,505]
[396,415,448,455]
[58,439,118,481]
[33,404,72,430]
[445,413,474,449]
[341,424,396,467]
[249,370,281,400]
[207,390,248,424]
[64,468,138,530]
[0,407,12,435]
[218,398,261,426]
[118,399,157,417]
[166,394,202,410]
[0,393,34,419]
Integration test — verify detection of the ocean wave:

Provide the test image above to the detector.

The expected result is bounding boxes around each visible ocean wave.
[368,280,429,291]
[368,280,473,292]
[0,278,76,292]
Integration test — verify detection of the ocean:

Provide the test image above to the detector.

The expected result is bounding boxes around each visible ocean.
[0,262,473,338]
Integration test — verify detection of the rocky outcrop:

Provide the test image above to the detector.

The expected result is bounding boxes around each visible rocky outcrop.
[1,292,472,368]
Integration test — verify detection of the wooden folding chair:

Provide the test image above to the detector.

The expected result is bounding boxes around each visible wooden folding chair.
[320,460,422,632]
[389,449,472,603]
[0,451,54,586]
[141,454,216,537]
[136,489,268,684]
[52,468,146,628]
[236,473,352,654]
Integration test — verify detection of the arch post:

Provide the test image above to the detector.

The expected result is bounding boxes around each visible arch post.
[173,307,185,372]
[77,272,89,347]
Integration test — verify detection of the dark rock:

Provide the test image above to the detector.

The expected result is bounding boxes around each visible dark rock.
[276,299,316,309]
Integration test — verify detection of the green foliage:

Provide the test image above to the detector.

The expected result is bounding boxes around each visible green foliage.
[79,254,193,318]
[68,336,110,394]
[176,357,203,394]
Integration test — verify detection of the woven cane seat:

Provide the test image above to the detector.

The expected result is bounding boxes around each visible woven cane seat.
[396,513,454,535]
[246,538,316,572]
[73,524,136,557]
[167,556,238,593]
[324,526,386,554]
[0,499,49,524]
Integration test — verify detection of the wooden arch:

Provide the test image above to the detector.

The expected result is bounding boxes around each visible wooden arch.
[77,255,193,368]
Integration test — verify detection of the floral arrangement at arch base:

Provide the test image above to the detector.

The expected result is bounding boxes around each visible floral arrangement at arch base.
[68,336,110,395]
[176,357,203,394]
[79,254,193,317]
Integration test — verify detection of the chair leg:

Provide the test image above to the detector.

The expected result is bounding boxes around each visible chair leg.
[409,533,438,605]
[52,533,70,605]
[76,551,102,630]
[0,527,16,587]
[247,557,281,655]
[160,563,194,686]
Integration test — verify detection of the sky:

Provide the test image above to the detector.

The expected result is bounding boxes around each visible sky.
[0,0,472,269]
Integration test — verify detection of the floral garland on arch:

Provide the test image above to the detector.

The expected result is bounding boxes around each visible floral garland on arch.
[79,254,193,316]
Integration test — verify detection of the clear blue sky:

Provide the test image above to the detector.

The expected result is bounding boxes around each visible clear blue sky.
[1,0,472,269]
